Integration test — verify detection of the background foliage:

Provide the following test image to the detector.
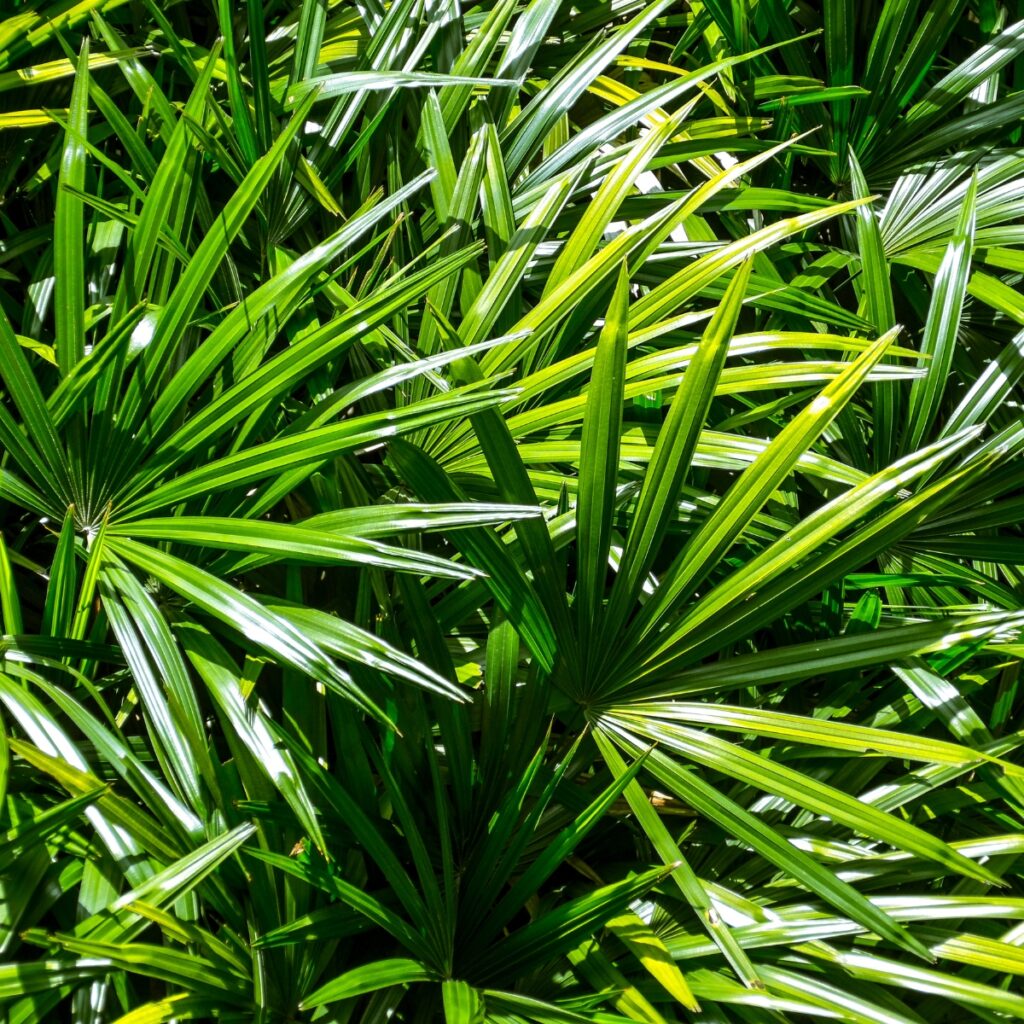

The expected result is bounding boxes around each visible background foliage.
[2,0,1024,1021]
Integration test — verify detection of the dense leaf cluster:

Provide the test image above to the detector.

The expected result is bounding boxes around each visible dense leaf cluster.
[1,1,1024,1021]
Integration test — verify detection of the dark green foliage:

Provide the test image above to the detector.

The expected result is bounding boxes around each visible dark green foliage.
[1,1,1024,1021]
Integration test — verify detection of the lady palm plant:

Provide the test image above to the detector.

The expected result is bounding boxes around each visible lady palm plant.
[1,1,1024,1022]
